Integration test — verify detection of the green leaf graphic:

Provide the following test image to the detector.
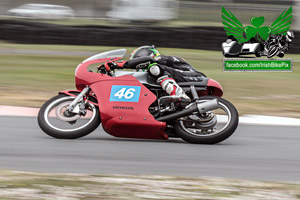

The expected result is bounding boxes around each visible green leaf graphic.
[244,26,257,40]
[250,17,265,28]
[258,26,271,40]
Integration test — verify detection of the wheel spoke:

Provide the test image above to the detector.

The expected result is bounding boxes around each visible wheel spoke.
[38,94,101,139]
[179,101,231,137]
[44,96,97,132]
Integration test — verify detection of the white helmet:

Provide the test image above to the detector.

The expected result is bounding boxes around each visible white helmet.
[286,31,294,42]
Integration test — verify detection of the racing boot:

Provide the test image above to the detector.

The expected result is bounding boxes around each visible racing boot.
[157,76,190,103]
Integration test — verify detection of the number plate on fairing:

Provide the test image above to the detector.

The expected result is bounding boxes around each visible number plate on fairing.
[109,85,141,102]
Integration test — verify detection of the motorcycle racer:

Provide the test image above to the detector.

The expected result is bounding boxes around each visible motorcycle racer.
[261,31,294,58]
[38,48,239,143]
[104,45,206,101]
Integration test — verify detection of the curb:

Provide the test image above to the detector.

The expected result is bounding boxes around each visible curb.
[0,106,39,117]
[1,105,300,126]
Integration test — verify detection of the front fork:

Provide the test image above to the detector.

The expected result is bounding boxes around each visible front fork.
[66,86,90,115]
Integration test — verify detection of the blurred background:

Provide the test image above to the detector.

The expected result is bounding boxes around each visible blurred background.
[0,0,299,24]
[0,0,299,26]
[0,0,299,117]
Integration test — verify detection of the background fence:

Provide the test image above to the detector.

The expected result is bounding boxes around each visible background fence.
[0,0,299,52]
[1,20,300,53]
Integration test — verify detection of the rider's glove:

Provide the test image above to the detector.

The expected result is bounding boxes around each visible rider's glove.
[103,62,116,71]
[104,61,127,71]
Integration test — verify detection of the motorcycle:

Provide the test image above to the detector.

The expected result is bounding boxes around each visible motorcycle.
[38,49,239,144]
[262,32,293,58]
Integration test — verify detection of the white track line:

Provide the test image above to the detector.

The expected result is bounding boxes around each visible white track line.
[239,115,300,126]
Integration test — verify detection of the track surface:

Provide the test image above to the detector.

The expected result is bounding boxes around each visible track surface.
[0,116,299,182]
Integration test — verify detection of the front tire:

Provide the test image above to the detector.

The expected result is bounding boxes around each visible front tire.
[38,94,101,139]
[174,96,239,144]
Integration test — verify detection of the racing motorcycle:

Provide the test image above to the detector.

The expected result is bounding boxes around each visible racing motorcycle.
[38,49,239,144]
[263,34,289,58]
[260,31,294,58]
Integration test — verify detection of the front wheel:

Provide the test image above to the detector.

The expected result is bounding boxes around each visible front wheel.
[38,94,101,139]
[174,96,239,144]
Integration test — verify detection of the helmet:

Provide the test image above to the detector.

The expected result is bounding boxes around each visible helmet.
[286,31,294,42]
[130,45,160,59]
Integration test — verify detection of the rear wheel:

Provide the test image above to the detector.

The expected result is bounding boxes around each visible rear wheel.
[174,96,238,144]
[38,94,100,139]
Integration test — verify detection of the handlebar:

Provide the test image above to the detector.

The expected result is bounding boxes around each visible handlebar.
[126,56,155,68]
[97,61,122,76]
[97,56,156,75]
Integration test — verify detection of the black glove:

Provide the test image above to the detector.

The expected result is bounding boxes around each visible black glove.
[107,62,119,70]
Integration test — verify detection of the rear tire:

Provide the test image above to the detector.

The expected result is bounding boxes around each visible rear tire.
[174,96,239,144]
[38,94,101,139]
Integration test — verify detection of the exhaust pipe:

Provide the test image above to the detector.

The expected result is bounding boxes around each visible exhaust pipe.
[196,99,219,114]
[156,99,219,122]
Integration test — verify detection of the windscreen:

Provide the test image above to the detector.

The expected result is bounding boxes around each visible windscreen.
[82,49,127,63]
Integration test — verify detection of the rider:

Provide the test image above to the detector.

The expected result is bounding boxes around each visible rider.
[104,45,206,101]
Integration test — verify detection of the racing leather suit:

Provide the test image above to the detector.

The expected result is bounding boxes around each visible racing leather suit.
[109,55,206,100]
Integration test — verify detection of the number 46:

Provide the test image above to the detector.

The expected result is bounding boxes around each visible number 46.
[114,88,135,99]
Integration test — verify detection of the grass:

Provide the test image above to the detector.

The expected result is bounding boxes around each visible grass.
[0,42,300,117]
[0,170,299,200]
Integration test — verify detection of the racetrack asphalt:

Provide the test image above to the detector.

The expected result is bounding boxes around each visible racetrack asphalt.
[0,116,299,182]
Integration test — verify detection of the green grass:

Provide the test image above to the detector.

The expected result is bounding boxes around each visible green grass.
[0,42,300,117]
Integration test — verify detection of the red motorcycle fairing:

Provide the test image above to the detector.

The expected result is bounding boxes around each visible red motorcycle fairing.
[207,79,223,97]
[74,57,167,140]
[90,76,167,140]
